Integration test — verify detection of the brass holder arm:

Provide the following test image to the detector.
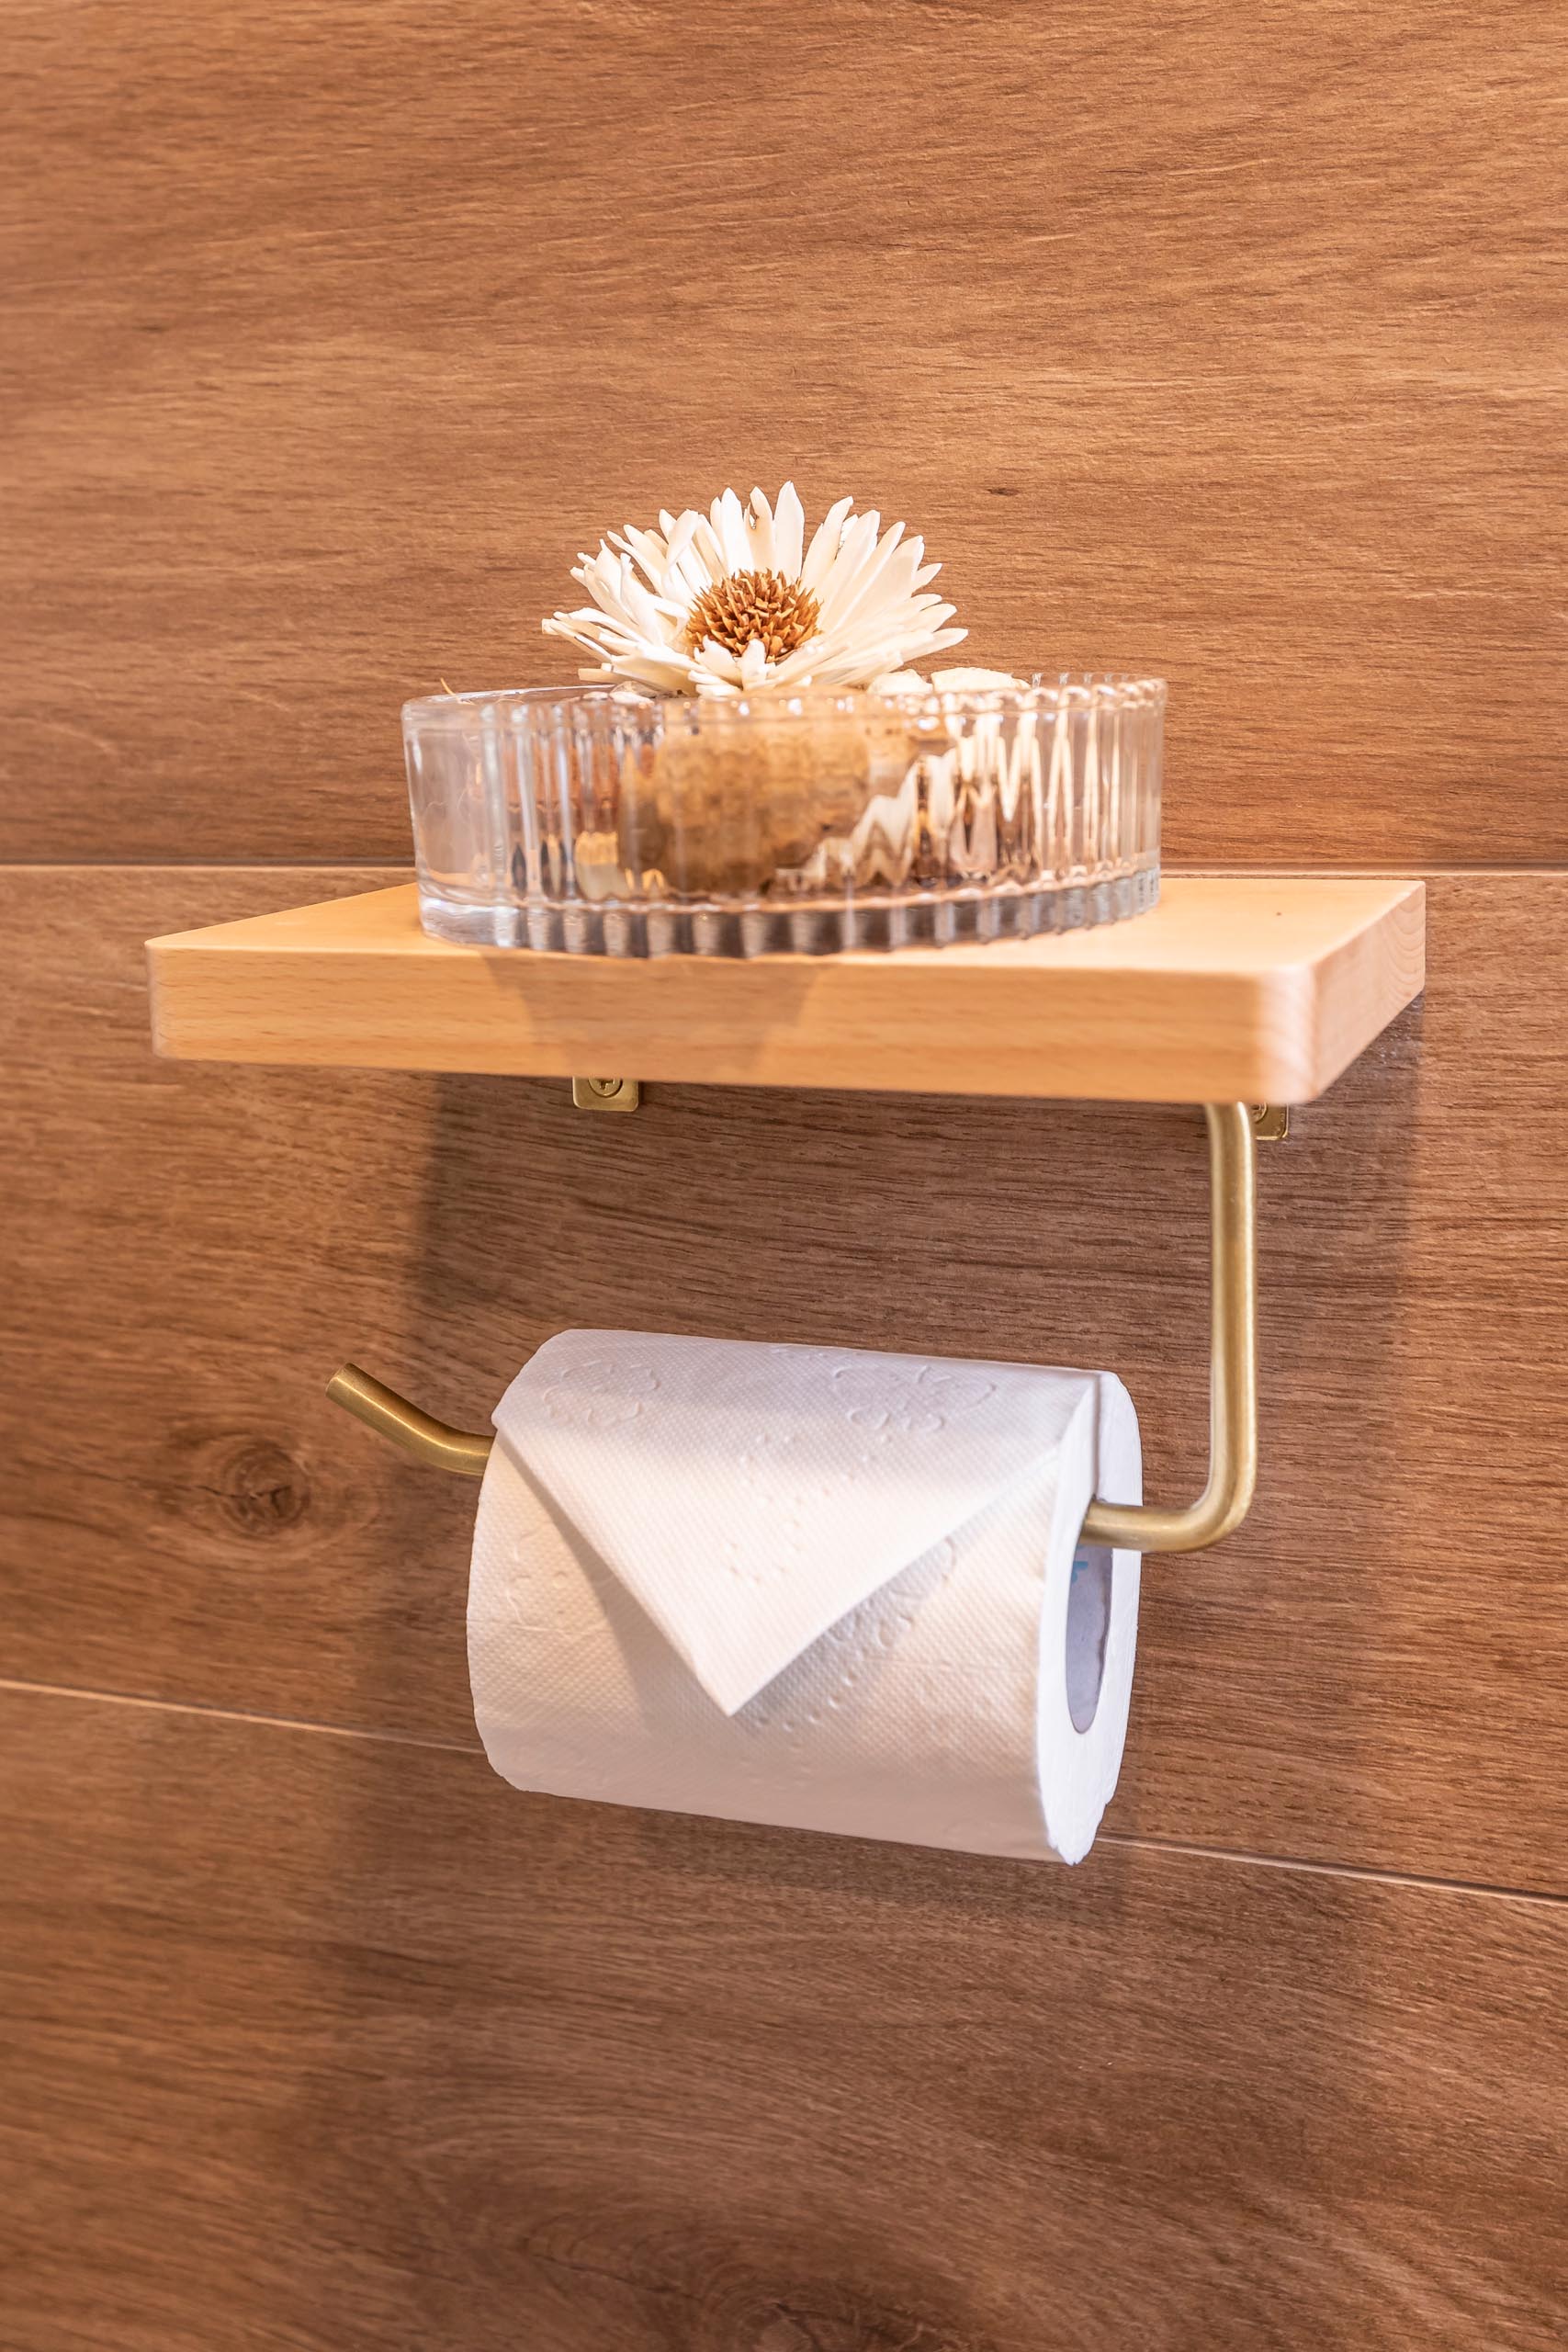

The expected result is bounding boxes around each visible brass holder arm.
[326,1101,1259,1555]
[1079,1101,1257,1553]
[324,1363,492,1478]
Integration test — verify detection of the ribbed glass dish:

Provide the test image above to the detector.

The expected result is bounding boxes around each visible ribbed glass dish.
[403,677,1163,956]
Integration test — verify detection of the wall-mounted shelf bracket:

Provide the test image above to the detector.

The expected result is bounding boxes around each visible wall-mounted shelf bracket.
[571,1077,639,1113]
[327,1098,1259,1556]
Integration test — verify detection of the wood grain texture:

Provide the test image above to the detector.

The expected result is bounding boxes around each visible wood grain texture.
[6,2,1566,2335]
[146,876,1427,1103]
[6,865,1568,1895]
[3,2,1564,863]
[3,1684,1565,2352]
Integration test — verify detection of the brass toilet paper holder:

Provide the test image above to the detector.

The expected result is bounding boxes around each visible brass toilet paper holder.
[327,1101,1260,1556]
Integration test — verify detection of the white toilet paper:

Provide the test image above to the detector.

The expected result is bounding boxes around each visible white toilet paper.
[468,1330,1143,1864]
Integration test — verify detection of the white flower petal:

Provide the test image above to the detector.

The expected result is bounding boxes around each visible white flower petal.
[611,526,671,593]
[819,518,905,628]
[542,614,617,650]
[663,517,712,599]
[580,552,634,621]
[694,639,746,684]
[605,651,703,692]
[799,494,855,593]
[548,605,634,634]
[746,488,776,571]
[619,571,667,638]
[818,510,879,602]
[690,515,728,582]
[713,488,751,572]
[668,561,709,609]
[822,524,912,631]
[764,640,829,686]
[851,540,926,617]
[773,481,806,578]
[664,509,699,566]
[739,638,770,687]
[812,510,881,616]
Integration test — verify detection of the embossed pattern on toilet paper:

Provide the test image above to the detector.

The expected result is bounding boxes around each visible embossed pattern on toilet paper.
[469,1346,1145,1864]
[492,1329,1097,1713]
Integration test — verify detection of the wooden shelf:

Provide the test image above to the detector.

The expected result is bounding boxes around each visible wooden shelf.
[147,876,1424,1103]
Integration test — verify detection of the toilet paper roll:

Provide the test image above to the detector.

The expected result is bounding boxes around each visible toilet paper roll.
[468,1330,1143,1864]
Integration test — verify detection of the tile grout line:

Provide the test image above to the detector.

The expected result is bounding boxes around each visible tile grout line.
[4,1673,1565,1913]
[6,860,1568,877]
[0,858,416,872]
[0,1673,483,1758]
[1099,1830,1568,1910]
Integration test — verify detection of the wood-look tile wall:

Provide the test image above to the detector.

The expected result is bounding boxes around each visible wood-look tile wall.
[3,6,1564,2346]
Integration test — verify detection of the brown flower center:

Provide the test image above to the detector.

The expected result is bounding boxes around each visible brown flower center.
[682,568,821,663]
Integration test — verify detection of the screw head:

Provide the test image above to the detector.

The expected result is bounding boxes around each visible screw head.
[570,1076,640,1113]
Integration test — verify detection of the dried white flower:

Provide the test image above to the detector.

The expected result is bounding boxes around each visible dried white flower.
[543,483,967,697]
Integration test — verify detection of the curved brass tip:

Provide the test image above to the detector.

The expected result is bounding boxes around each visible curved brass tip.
[326,1364,494,1479]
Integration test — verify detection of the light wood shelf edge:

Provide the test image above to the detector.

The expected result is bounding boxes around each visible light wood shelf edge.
[147,875,1426,1104]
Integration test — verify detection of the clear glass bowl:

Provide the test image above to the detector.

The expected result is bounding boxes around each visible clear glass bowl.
[403,677,1163,956]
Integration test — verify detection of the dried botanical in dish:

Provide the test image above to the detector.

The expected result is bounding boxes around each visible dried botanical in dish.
[543,484,971,698]
[404,486,1164,956]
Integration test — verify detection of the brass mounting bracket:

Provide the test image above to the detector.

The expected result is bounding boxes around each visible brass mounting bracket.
[328,1099,1261,1556]
[572,1077,639,1113]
